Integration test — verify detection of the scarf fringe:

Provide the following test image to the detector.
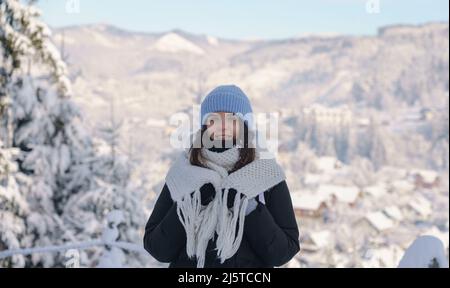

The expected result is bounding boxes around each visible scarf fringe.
[176,186,222,268]
[215,188,249,263]
[176,188,202,258]
[194,191,220,268]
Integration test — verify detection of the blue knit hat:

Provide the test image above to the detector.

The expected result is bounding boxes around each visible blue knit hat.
[200,85,253,128]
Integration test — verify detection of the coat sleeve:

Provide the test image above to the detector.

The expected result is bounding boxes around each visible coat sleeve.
[143,183,187,263]
[243,180,300,267]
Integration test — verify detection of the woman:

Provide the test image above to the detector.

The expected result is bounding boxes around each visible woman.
[143,85,300,268]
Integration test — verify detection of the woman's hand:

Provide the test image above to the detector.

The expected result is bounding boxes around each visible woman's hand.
[190,183,216,206]
[222,189,263,215]
[222,188,243,208]
[191,184,265,212]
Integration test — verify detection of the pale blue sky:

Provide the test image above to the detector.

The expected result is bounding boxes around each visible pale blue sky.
[37,0,449,40]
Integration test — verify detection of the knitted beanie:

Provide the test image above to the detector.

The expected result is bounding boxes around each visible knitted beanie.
[200,85,253,128]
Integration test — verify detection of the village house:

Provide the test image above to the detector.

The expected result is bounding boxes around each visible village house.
[361,245,404,268]
[317,184,362,207]
[291,192,328,220]
[408,169,441,189]
[354,211,395,238]
[363,184,388,198]
[376,166,408,183]
[301,104,353,126]
[301,230,333,253]
[405,195,433,220]
[383,205,404,222]
[314,156,343,173]
[389,179,415,194]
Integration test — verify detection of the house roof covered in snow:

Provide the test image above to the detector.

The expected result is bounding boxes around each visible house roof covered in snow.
[408,169,439,183]
[408,196,432,217]
[291,193,327,211]
[317,184,360,204]
[315,156,342,172]
[365,211,395,232]
[302,173,331,186]
[377,166,408,180]
[390,180,415,192]
[362,245,404,268]
[364,184,388,198]
[308,231,332,248]
[383,206,404,221]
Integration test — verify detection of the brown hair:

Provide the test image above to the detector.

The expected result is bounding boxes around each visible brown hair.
[189,122,256,173]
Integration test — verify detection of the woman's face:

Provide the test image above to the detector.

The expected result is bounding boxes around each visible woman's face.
[205,111,240,141]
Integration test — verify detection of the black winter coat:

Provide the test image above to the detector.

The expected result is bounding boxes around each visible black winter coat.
[143,177,300,268]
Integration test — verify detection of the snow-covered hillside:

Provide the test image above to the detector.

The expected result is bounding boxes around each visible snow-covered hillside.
[52,23,449,173]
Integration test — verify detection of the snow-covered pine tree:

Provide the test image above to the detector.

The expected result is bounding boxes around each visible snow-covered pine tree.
[1,0,149,267]
[0,139,30,267]
[63,95,147,267]
[1,0,98,266]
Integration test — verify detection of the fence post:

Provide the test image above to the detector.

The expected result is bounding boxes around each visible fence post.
[97,210,126,268]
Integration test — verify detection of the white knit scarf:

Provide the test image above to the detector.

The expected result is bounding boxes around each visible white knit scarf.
[165,145,286,268]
